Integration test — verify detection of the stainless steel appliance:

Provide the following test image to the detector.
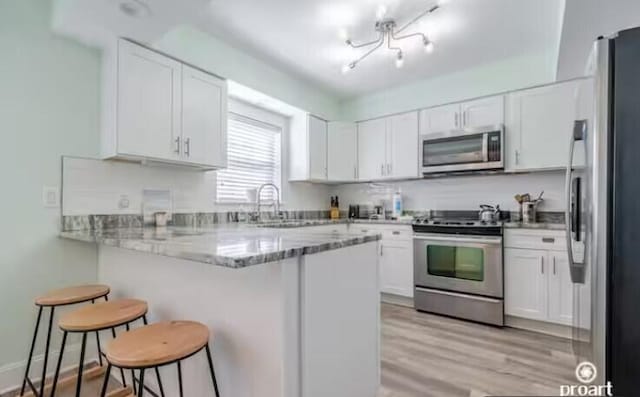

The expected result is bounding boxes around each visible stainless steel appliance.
[412,217,504,326]
[420,125,504,174]
[568,27,640,393]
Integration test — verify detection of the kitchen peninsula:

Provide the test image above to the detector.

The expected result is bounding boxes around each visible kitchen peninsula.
[60,223,381,397]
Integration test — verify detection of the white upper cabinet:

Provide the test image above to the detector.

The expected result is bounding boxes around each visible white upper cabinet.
[420,96,504,135]
[181,64,227,168]
[387,111,419,179]
[420,103,460,134]
[103,39,227,170]
[358,111,419,181]
[308,115,328,180]
[357,118,387,181]
[461,96,504,128]
[327,122,358,181]
[116,40,182,161]
[505,80,585,171]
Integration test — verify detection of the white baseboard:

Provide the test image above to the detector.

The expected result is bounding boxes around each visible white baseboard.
[505,315,572,339]
[381,292,414,308]
[0,341,97,395]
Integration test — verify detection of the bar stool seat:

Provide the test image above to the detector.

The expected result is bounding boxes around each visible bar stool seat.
[59,299,148,332]
[35,284,110,307]
[106,321,210,368]
[101,321,220,397]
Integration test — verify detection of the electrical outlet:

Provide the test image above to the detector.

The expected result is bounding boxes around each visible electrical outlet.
[42,186,60,208]
[118,195,130,209]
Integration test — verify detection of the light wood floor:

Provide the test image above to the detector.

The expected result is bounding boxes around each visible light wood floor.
[379,303,576,397]
[11,303,575,397]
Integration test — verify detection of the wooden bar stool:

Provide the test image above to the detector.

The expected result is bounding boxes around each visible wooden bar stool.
[20,284,110,397]
[50,298,149,397]
[100,321,220,397]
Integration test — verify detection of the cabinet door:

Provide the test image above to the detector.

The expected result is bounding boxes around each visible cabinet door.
[357,118,387,181]
[181,65,227,167]
[506,81,579,170]
[548,252,574,326]
[461,96,504,128]
[380,243,414,298]
[117,40,182,160]
[504,248,547,321]
[308,116,328,180]
[387,111,419,179]
[327,122,357,181]
[419,103,460,134]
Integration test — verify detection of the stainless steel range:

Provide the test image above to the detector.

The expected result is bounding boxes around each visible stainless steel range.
[412,216,504,326]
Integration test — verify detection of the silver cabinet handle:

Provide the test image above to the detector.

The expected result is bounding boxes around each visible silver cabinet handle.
[184,137,191,157]
[542,237,555,243]
[392,231,400,235]
[381,164,385,176]
[553,256,556,275]
[174,137,181,154]
[454,112,459,128]
[515,150,520,165]
[463,110,467,127]
[387,163,391,175]
[380,244,384,256]
[353,165,357,179]
[540,255,544,274]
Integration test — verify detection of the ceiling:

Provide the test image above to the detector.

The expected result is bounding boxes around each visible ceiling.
[53,0,565,99]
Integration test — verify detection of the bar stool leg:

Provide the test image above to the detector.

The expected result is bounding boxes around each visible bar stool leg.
[126,323,136,395]
[109,327,127,388]
[50,331,68,397]
[100,364,112,397]
[177,361,184,397]
[205,344,220,397]
[138,369,145,397]
[92,299,104,367]
[39,306,55,397]
[75,332,87,397]
[20,306,43,396]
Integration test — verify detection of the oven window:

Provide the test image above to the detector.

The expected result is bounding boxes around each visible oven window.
[426,245,484,281]
[423,134,484,166]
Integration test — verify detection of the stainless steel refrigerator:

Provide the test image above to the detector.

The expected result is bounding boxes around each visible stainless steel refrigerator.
[567,26,640,394]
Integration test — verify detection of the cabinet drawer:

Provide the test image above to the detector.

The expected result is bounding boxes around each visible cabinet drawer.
[351,224,412,241]
[504,229,566,251]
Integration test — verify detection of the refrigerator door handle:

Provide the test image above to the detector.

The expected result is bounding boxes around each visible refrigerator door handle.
[565,119,587,284]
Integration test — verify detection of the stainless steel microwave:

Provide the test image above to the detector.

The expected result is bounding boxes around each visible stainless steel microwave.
[420,125,504,174]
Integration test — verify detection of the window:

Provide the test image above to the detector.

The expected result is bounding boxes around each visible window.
[216,112,282,203]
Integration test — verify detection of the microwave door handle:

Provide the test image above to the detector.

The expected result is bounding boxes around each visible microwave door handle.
[482,133,489,162]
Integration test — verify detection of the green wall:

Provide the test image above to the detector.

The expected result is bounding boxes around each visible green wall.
[341,52,556,121]
[0,0,100,369]
[154,26,342,120]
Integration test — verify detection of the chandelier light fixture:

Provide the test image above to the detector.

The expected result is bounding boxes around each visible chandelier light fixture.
[341,2,442,74]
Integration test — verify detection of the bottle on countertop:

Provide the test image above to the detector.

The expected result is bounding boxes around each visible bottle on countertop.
[330,196,340,220]
[392,189,403,219]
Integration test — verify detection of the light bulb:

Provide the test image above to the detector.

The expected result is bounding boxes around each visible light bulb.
[395,52,404,68]
[342,62,355,74]
[376,4,387,20]
[338,27,349,41]
[424,40,435,54]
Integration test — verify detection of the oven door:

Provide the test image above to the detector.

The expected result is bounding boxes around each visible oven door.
[413,233,503,298]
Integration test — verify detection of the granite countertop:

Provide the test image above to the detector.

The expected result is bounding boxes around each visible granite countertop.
[60,224,382,269]
[250,218,414,228]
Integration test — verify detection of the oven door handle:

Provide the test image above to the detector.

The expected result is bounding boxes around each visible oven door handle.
[413,235,502,245]
[482,133,489,162]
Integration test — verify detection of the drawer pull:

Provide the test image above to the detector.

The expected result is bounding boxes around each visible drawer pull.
[392,231,401,235]
[542,237,555,243]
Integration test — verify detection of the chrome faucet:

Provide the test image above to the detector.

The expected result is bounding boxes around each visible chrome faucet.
[255,183,281,220]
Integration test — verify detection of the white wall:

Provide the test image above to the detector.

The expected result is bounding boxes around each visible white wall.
[557,0,640,80]
[332,171,565,213]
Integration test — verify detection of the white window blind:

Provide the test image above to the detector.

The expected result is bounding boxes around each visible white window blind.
[216,112,282,203]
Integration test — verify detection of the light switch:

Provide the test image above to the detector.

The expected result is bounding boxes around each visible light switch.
[43,186,60,208]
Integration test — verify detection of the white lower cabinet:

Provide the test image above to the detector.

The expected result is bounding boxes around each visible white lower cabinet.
[352,224,414,298]
[504,248,548,321]
[380,240,413,298]
[504,230,581,327]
